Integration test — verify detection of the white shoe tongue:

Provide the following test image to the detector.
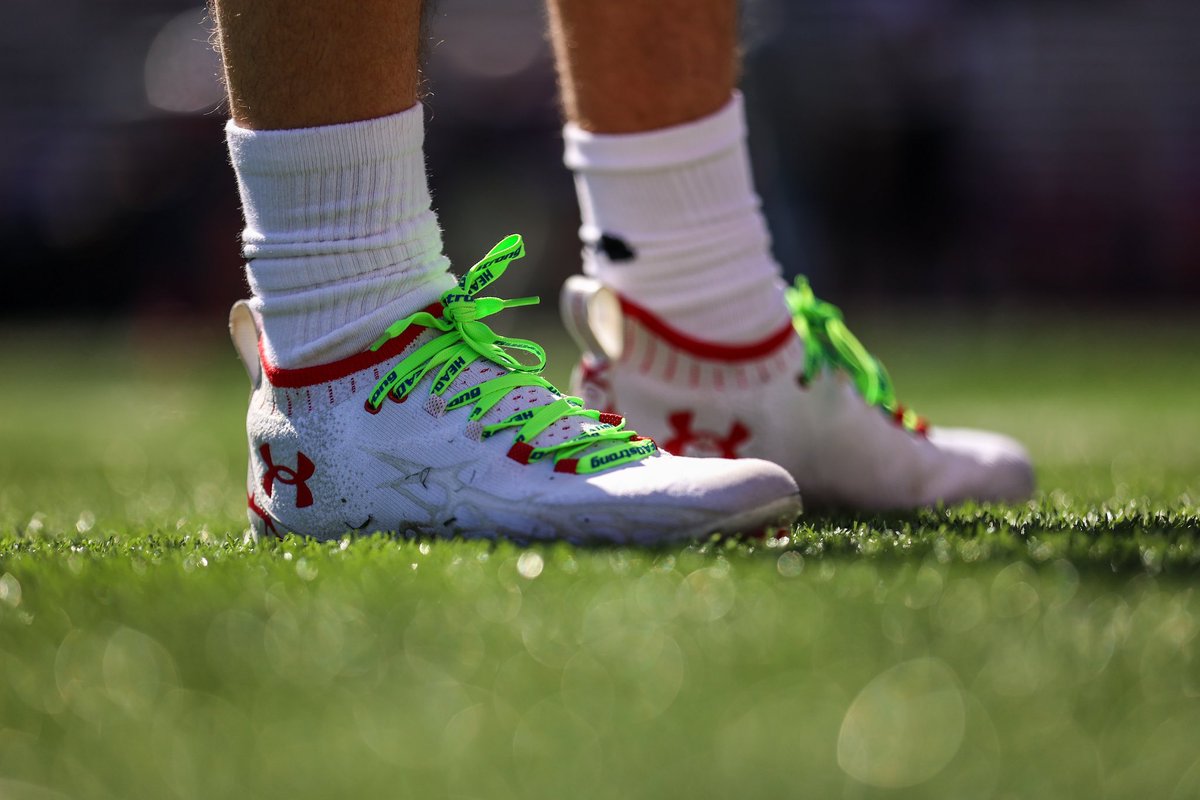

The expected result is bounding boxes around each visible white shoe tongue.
[446,359,617,455]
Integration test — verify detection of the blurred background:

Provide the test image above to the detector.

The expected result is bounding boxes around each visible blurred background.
[2,0,1199,325]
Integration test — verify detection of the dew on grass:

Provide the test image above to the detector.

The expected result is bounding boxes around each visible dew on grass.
[103,440,148,496]
[936,578,987,633]
[626,632,685,720]
[440,703,485,759]
[678,566,736,622]
[295,558,317,581]
[517,552,544,580]
[978,633,1045,697]
[143,479,177,516]
[103,626,176,717]
[1045,559,1080,608]
[881,604,917,645]
[904,563,945,609]
[991,562,1041,618]
[55,629,110,724]
[776,551,804,577]
[0,573,21,607]
[634,570,681,621]
[181,553,207,572]
[838,658,966,788]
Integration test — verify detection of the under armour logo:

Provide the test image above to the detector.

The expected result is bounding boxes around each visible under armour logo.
[248,492,282,539]
[588,232,636,263]
[663,411,750,459]
[260,444,315,508]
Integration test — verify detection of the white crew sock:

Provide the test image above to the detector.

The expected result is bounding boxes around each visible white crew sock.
[563,93,791,343]
[226,104,455,368]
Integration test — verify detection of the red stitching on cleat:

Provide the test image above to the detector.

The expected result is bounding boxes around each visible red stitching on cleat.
[664,350,678,381]
[621,321,636,363]
[554,458,578,474]
[507,441,535,464]
[640,337,657,373]
[598,412,624,426]
[915,418,930,436]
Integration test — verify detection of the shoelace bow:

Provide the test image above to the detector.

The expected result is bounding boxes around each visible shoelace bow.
[785,277,928,435]
[365,234,657,474]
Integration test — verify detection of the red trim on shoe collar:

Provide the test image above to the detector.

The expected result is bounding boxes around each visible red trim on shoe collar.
[260,303,443,388]
[617,295,795,363]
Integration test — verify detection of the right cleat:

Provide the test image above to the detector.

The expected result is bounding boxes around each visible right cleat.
[560,273,1034,511]
[232,235,801,543]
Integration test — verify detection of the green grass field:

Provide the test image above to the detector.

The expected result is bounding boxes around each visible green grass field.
[1,309,1198,799]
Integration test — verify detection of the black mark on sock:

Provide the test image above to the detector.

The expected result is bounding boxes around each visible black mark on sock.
[591,233,636,263]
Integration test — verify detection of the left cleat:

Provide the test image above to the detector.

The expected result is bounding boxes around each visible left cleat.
[561,274,1035,511]
[232,235,801,543]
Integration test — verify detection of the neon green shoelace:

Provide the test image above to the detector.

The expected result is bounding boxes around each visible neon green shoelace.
[785,276,927,434]
[366,234,657,474]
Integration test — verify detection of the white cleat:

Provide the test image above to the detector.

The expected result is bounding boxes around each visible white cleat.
[231,235,800,543]
[561,275,1034,511]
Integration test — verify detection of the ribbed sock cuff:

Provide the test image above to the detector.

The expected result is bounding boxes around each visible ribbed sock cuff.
[563,94,790,343]
[227,105,453,368]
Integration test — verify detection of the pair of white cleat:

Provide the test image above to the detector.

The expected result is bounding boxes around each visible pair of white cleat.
[234,237,1033,544]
